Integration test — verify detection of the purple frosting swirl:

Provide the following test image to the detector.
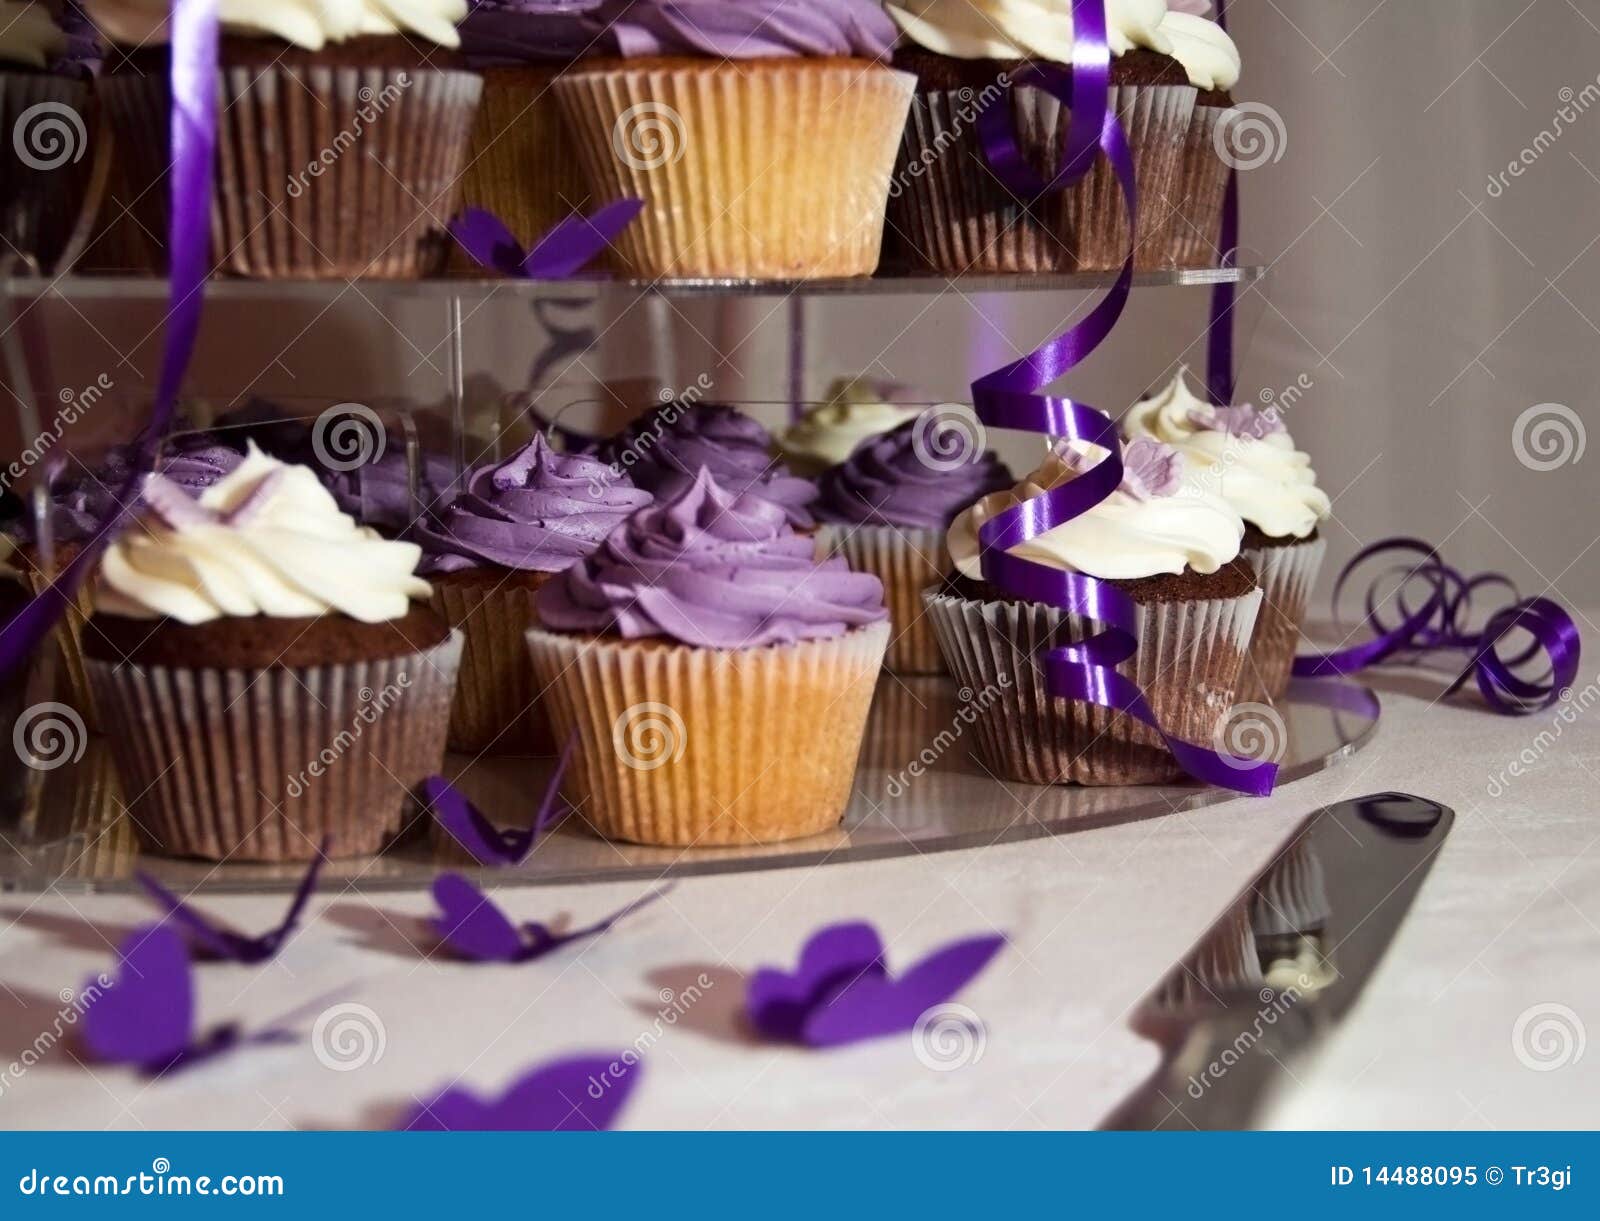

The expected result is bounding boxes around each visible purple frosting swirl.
[537,468,886,648]
[815,419,1013,531]
[584,0,897,59]
[461,0,604,64]
[598,403,817,529]
[414,434,652,575]
[324,448,457,534]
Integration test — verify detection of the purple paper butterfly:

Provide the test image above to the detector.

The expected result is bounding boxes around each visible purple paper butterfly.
[134,839,327,964]
[746,921,1006,1048]
[449,199,643,279]
[430,874,672,964]
[399,1054,638,1131]
[422,736,574,866]
[79,927,291,1075]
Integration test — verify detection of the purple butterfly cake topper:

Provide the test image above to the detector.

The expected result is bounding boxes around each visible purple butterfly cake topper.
[399,1054,639,1131]
[430,874,672,964]
[422,733,574,866]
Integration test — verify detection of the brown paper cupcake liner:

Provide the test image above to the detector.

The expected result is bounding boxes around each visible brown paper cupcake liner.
[923,586,1260,785]
[433,580,551,755]
[85,630,463,861]
[101,65,481,279]
[887,82,1194,274]
[816,524,947,675]
[22,562,102,733]
[1165,104,1239,268]
[526,621,889,845]
[553,63,914,278]
[1237,537,1326,704]
[0,73,98,275]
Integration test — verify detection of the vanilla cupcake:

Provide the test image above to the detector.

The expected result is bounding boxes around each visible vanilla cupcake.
[926,436,1260,785]
[776,377,927,477]
[1124,369,1329,700]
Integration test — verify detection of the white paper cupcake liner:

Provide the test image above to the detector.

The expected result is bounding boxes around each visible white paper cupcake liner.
[85,630,463,861]
[923,586,1260,785]
[526,622,889,846]
[1238,537,1326,704]
[433,581,550,755]
[816,524,947,675]
[1166,104,1239,268]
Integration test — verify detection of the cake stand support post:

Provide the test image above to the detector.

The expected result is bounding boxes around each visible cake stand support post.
[786,295,806,422]
[445,292,466,488]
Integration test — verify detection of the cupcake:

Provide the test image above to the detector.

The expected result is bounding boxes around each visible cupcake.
[87,0,483,279]
[926,436,1261,785]
[1,1,97,274]
[814,414,1011,673]
[528,468,889,845]
[82,445,462,861]
[553,0,915,278]
[597,402,818,529]
[885,0,1201,272]
[1124,369,1329,701]
[1156,6,1242,266]
[413,432,651,755]
[775,376,927,477]
[322,447,458,536]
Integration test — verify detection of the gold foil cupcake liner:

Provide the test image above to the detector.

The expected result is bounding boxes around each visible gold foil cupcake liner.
[85,631,463,862]
[816,524,947,675]
[1238,537,1327,704]
[101,66,482,279]
[525,622,889,846]
[1166,104,1239,268]
[433,581,551,755]
[553,63,914,278]
[888,82,1195,274]
[923,587,1261,786]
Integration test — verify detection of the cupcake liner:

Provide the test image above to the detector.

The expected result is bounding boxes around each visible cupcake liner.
[887,81,1194,274]
[816,524,947,674]
[553,63,914,278]
[1238,537,1326,704]
[1166,104,1239,268]
[22,561,102,733]
[923,586,1261,785]
[0,73,98,275]
[433,580,552,755]
[85,630,463,862]
[101,65,482,279]
[1252,837,1330,938]
[1153,903,1263,1010]
[526,621,889,845]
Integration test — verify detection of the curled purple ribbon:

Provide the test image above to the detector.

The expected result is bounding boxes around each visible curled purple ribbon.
[969,0,1276,796]
[1292,538,1581,716]
[1206,0,1238,406]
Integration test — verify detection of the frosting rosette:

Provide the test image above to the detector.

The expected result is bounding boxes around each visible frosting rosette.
[460,0,602,62]
[95,444,431,624]
[414,433,651,574]
[886,0,1169,62]
[82,0,469,50]
[777,377,927,474]
[537,468,886,648]
[323,448,457,535]
[1123,369,1330,539]
[598,403,818,529]
[949,436,1245,582]
[816,417,1013,531]
[584,0,897,58]
[1157,8,1239,90]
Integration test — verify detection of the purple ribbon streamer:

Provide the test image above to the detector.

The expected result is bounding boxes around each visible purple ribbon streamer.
[1206,0,1237,405]
[970,0,1276,796]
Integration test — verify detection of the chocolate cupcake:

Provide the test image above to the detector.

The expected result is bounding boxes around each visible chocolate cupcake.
[1156,8,1243,266]
[598,402,818,529]
[88,0,482,278]
[925,436,1262,785]
[528,468,889,845]
[1124,369,1329,701]
[82,445,462,861]
[814,413,1011,673]
[413,433,650,755]
[884,0,1199,272]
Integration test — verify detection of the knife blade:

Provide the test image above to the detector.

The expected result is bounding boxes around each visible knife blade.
[1101,791,1454,1130]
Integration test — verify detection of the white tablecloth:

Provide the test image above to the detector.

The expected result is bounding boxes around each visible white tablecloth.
[2,664,1596,1130]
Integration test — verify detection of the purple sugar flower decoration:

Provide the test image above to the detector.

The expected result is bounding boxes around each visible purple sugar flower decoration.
[1188,403,1285,441]
[1119,437,1183,501]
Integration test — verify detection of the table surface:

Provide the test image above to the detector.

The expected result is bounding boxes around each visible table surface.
[1,663,1595,1130]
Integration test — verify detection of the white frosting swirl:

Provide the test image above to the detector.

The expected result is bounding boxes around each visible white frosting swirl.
[776,377,925,473]
[886,0,1171,62]
[1157,9,1239,90]
[1123,369,1330,540]
[0,2,67,68]
[96,445,432,625]
[948,439,1243,581]
[83,0,465,52]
